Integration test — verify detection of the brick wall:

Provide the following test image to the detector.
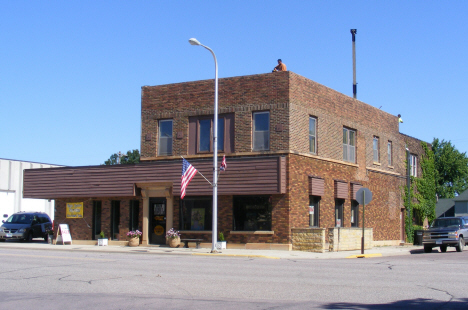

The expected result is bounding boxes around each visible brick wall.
[288,153,404,241]
[140,71,429,243]
[54,197,142,241]
[141,72,290,159]
[289,72,403,176]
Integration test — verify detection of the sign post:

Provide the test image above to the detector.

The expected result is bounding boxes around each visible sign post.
[355,187,372,254]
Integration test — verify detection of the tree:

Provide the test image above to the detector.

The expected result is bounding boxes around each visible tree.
[104,149,140,165]
[432,138,468,199]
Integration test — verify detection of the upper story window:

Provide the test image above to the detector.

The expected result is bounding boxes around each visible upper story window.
[198,117,225,153]
[373,136,380,162]
[158,119,173,156]
[309,117,317,154]
[410,154,418,177]
[343,127,356,163]
[189,114,234,155]
[388,141,393,166]
[253,111,270,151]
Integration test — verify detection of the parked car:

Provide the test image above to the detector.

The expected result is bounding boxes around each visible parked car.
[0,211,52,242]
[422,217,468,253]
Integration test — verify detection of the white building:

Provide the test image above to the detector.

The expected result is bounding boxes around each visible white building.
[0,158,63,221]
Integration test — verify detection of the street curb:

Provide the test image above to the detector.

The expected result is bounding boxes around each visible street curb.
[346,253,383,259]
[193,253,280,259]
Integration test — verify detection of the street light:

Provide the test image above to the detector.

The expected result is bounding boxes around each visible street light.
[188,38,219,253]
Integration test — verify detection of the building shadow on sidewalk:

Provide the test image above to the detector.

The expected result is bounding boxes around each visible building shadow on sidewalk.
[323,298,468,309]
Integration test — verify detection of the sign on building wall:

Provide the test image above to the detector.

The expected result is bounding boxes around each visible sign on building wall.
[66,202,83,218]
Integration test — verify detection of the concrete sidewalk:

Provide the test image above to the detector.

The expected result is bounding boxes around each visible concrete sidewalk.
[0,240,423,259]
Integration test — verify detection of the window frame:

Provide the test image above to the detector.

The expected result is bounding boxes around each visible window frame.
[179,196,213,231]
[343,127,356,163]
[158,119,173,156]
[309,116,317,154]
[410,154,418,177]
[351,200,359,227]
[309,196,320,227]
[233,195,272,231]
[129,200,139,232]
[388,141,393,166]
[252,111,270,151]
[373,136,380,163]
[335,199,344,227]
[197,116,225,153]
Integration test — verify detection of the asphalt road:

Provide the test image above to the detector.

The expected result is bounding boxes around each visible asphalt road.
[0,247,467,309]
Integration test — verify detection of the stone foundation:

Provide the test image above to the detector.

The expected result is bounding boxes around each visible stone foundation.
[291,228,326,253]
[328,227,373,252]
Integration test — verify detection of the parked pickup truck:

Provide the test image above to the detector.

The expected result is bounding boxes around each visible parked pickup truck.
[422,217,468,253]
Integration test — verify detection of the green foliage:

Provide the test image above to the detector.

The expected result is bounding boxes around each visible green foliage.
[104,149,140,165]
[404,142,436,242]
[403,183,414,243]
[99,231,105,239]
[413,142,436,225]
[432,138,468,198]
[218,232,225,241]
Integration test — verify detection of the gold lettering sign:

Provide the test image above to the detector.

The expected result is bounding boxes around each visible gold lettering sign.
[66,202,83,218]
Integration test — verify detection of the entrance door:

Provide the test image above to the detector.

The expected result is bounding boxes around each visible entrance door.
[149,198,166,245]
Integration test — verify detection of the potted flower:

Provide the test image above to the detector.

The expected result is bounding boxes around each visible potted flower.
[45,227,54,244]
[127,230,142,247]
[98,231,108,246]
[216,232,227,250]
[165,228,180,248]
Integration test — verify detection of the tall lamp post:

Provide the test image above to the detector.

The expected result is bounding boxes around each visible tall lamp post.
[188,38,219,253]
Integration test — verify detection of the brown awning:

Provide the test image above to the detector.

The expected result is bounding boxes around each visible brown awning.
[309,176,324,196]
[351,182,363,200]
[23,156,286,199]
[334,180,348,199]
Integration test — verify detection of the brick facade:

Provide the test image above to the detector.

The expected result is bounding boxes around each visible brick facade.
[138,71,426,244]
[40,71,427,247]
[54,197,143,241]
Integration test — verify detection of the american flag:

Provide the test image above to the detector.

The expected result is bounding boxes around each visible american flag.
[220,155,227,171]
[181,159,197,199]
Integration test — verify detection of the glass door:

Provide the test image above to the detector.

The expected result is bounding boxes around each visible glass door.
[149,198,166,245]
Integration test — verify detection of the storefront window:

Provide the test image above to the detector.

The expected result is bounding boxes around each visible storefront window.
[309,196,320,227]
[335,199,344,227]
[180,197,212,231]
[233,196,272,231]
[129,200,139,232]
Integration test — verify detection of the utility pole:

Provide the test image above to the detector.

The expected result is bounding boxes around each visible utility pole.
[351,29,357,99]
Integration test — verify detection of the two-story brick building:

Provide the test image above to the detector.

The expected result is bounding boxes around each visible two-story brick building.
[23,71,426,249]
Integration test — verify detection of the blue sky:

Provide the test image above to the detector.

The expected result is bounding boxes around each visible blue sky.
[1,1,467,166]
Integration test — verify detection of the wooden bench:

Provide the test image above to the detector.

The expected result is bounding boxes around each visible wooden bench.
[180,238,203,249]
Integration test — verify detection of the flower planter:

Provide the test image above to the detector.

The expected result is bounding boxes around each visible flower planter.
[216,241,227,250]
[168,237,180,248]
[128,238,139,247]
[98,238,108,246]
